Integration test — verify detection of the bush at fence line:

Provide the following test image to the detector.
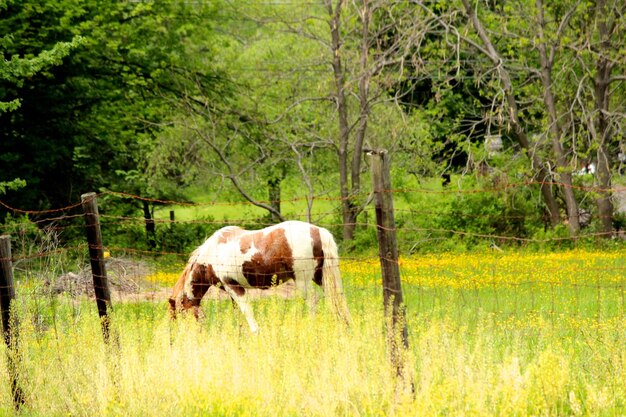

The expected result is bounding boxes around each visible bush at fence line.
[444,184,523,237]
[1,213,39,247]
[0,213,85,263]
[155,217,221,254]
[101,217,215,254]
[102,211,302,256]
[613,212,626,234]
[347,220,379,253]
[398,178,533,252]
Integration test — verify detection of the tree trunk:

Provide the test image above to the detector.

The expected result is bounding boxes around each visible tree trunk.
[268,178,282,223]
[535,0,580,234]
[461,0,561,227]
[348,0,372,240]
[327,0,356,241]
[593,0,615,236]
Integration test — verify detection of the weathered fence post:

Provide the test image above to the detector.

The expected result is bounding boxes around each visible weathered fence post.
[0,235,25,409]
[142,200,156,250]
[81,192,113,343]
[366,149,410,381]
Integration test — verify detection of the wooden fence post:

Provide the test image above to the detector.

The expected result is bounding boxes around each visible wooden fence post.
[367,149,410,380]
[81,192,113,343]
[142,200,156,250]
[0,235,25,409]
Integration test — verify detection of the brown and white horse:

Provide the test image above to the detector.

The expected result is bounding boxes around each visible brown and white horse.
[168,220,350,333]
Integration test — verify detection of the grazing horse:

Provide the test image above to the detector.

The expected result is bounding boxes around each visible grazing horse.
[168,220,350,333]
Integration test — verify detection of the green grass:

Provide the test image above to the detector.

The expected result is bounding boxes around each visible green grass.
[151,177,345,223]
[1,250,625,416]
[151,175,446,224]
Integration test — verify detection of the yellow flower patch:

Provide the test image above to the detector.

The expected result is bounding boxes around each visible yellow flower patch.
[342,250,624,289]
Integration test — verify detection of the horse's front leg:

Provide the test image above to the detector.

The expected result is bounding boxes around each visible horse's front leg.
[193,302,206,320]
[223,281,259,335]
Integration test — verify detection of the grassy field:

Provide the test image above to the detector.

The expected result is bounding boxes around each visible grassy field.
[150,178,343,223]
[1,250,625,416]
[149,176,445,224]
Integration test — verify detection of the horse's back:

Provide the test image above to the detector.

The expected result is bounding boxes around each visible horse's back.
[273,220,331,250]
[196,221,336,280]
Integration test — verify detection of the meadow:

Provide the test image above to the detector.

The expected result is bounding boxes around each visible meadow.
[0,249,624,416]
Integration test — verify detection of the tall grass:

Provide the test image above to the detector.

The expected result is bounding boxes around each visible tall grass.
[0,250,624,416]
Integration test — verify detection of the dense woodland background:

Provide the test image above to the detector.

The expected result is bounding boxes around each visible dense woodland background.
[1,0,625,252]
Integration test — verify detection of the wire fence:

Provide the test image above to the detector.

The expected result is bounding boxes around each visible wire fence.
[0,186,625,330]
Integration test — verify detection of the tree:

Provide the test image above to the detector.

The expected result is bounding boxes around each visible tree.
[578,0,626,235]
[455,0,563,229]
[0,0,229,217]
[324,0,441,240]
[149,1,443,236]
[533,0,581,233]
[255,0,436,240]
[0,0,81,212]
[412,0,626,235]
[135,3,303,222]
[0,0,80,113]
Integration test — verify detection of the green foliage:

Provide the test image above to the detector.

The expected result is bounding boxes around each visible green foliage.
[0,2,82,113]
[526,224,574,251]
[344,220,379,254]
[155,218,222,255]
[1,213,39,244]
[0,0,229,213]
[2,0,625,251]
[0,178,25,194]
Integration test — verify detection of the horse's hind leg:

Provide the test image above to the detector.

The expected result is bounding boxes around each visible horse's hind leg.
[223,283,259,334]
[295,275,322,315]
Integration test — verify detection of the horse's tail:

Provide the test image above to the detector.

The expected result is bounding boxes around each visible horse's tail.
[320,229,351,326]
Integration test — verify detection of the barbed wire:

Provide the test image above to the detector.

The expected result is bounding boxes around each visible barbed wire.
[0,182,621,412]
[0,213,620,241]
[8,261,625,322]
[2,187,626,251]
[2,179,625,217]
[2,218,621,245]
[0,199,84,216]
[3,236,623,325]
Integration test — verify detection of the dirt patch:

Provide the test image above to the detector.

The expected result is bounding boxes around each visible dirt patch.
[52,257,297,303]
[52,257,149,297]
[207,281,297,300]
[109,282,297,303]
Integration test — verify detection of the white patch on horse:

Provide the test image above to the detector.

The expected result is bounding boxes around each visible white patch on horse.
[214,240,245,283]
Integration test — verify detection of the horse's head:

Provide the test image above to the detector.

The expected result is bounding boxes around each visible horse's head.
[168,260,215,319]
[168,292,198,319]
[167,267,194,319]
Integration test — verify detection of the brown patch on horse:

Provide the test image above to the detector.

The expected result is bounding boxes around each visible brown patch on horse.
[310,226,324,287]
[217,227,244,244]
[169,261,221,319]
[190,263,219,300]
[240,228,295,288]
[224,277,246,297]
[238,233,254,253]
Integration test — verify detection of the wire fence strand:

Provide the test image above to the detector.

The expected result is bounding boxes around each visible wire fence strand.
[0,186,624,326]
